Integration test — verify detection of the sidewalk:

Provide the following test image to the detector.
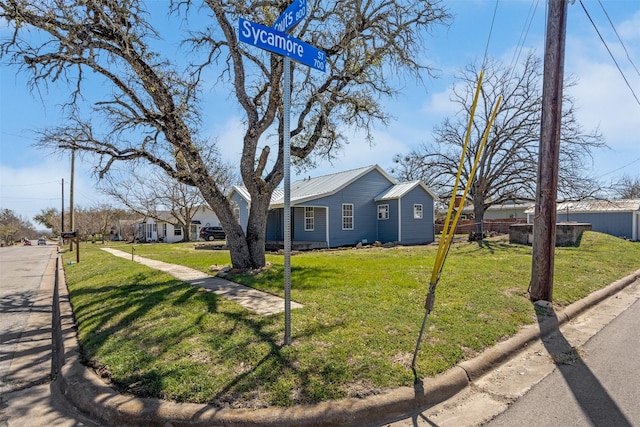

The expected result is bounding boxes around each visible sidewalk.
[100,247,303,316]
[53,253,640,426]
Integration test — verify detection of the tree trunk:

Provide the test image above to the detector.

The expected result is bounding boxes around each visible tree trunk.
[472,191,485,241]
[223,199,268,270]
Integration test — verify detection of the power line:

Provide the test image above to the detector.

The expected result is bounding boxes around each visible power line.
[0,180,61,187]
[597,156,640,179]
[579,0,640,108]
[597,0,640,79]
[482,0,500,70]
[508,0,540,76]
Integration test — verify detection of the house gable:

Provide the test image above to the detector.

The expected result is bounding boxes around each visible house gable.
[375,181,435,245]
[294,167,396,247]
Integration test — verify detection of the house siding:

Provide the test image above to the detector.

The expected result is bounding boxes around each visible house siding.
[399,186,435,244]
[376,200,398,242]
[556,211,634,239]
[293,206,327,242]
[319,169,393,247]
[231,192,250,232]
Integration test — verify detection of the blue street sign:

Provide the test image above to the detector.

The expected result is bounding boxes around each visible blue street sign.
[273,0,307,33]
[239,18,326,72]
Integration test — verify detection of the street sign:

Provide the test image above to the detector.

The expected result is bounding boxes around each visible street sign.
[238,4,325,345]
[239,18,326,72]
[273,0,307,33]
[61,231,76,238]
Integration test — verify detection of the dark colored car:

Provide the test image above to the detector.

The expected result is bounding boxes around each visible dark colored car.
[200,226,226,241]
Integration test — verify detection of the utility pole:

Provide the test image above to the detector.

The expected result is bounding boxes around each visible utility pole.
[529,0,569,301]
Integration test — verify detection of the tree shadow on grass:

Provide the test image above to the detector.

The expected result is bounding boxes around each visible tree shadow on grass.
[68,263,349,407]
[535,303,632,427]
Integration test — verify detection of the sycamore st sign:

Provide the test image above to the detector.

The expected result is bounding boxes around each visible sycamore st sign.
[238,3,326,72]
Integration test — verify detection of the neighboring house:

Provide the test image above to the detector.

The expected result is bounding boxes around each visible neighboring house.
[525,199,640,241]
[453,199,534,220]
[110,219,139,241]
[136,205,221,243]
[435,199,532,235]
[229,165,436,249]
[483,200,534,220]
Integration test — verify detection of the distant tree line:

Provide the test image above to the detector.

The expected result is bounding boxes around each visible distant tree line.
[0,208,38,244]
[34,205,138,242]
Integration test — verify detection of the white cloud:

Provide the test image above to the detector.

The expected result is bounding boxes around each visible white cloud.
[0,156,108,222]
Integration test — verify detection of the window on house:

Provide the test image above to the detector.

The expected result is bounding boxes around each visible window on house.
[414,204,423,219]
[378,204,389,220]
[342,203,354,230]
[305,207,314,231]
[174,225,182,236]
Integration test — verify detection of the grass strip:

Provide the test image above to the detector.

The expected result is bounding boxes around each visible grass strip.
[62,232,640,407]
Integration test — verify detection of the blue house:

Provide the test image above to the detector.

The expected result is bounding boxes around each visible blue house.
[229,165,436,249]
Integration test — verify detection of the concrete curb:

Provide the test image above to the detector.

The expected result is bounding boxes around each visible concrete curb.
[54,259,640,427]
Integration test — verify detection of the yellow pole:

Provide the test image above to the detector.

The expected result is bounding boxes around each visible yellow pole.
[431,72,485,284]
[438,96,503,273]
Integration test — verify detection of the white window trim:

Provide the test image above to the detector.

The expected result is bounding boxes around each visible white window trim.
[378,204,389,220]
[342,203,354,230]
[414,204,423,219]
[305,207,314,231]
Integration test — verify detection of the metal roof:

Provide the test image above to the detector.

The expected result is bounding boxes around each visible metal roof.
[555,199,640,213]
[234,165,394,207]
[523,199,640,214]
[230,165,438,207]
[374,181,437,201]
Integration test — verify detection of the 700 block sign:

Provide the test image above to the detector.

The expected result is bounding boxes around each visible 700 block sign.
[239,17,326,72]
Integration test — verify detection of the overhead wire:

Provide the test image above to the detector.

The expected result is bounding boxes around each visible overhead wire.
[411,0,510,384]
[507,0,541,80]
[482,0,499,70]
[579,0,640,108]
[597,0,640,79]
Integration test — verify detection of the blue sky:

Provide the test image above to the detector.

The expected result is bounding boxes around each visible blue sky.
[1,0,640,223]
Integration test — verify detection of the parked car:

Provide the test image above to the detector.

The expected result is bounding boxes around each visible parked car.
[38,238,47,245]
[200,226,226,241]
[23,239,32,246]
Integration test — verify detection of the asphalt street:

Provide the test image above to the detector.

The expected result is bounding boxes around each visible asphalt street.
[484,296,640,427]
[0,243,97,426]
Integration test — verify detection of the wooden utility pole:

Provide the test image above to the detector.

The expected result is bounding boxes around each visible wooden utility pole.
[529,0,569,301]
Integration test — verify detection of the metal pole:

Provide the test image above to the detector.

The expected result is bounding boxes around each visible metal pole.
[283,57,292,346]
[61,178,64,235]
[530,0,569,302]
[69,149,75,251]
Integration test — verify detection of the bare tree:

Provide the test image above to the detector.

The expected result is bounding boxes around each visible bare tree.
[35,204,132,241]
[615,175,640,199]
[0,0,450,268]
[393,52,605,235]
[100,168,228,242]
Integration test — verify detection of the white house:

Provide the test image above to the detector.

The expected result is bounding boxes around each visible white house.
[137,205,221,243]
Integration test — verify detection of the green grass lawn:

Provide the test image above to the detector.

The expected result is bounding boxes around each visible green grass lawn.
[62,232,640,408]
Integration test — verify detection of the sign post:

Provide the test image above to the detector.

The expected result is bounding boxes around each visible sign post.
[239,3,325,345]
